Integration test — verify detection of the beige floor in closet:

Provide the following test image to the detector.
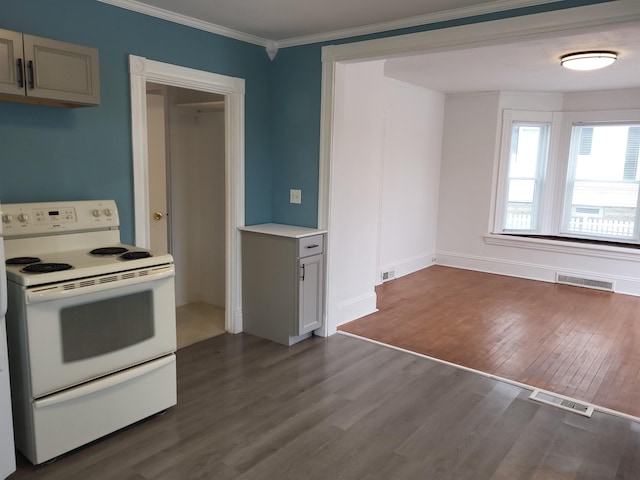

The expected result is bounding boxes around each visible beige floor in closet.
[176,302,226,349]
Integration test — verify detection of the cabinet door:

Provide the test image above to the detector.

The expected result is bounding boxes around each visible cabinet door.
[23,34,100,105]
[298,254,323,334]
[0,29,24,96]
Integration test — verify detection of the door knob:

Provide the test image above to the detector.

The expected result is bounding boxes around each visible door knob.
[153,211,164,221]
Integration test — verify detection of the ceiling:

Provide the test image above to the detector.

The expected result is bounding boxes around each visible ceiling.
[99,0,557,45]
[128,0,504,41]
[385,23,640,94]
[100,0,640,94]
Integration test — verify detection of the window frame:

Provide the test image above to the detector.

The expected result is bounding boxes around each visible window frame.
[494,108,640,245]
[493,110,559,235]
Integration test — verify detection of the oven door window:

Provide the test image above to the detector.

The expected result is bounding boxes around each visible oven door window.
[61,290,155,362]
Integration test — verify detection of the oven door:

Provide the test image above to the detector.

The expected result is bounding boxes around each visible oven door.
[23,264,176,398]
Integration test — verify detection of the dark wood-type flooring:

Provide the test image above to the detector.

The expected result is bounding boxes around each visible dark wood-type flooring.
[340,265,640,419]
[9,332,640,479]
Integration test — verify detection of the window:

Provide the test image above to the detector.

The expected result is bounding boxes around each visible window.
[494,110,640,244]
[503,122,550,231]
[562,124,640,240]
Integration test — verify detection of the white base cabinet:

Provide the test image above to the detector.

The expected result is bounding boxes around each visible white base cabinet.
[241,224,326,346]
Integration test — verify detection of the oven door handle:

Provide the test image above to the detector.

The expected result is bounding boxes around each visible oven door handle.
[34,355,175,408]
[26,266,174,304]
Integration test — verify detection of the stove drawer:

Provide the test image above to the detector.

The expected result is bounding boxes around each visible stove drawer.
[22,355,176,465]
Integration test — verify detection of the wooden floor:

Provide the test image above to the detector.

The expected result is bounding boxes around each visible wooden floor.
[9,333,640,479]
[340,266,640,419]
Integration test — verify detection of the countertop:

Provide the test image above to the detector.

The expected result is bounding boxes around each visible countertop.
[239,223,327,239]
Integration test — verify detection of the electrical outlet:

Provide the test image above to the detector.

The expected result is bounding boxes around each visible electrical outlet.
[290,189,302,204]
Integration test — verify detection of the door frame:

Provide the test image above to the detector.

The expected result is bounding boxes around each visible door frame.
[129,55,245,334]
[317,0,640,337]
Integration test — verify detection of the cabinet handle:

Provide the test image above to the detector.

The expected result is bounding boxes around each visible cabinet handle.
[301,264,305,281]
[17,58,24,88]
[305,244,319,249]
[27,60,34,89]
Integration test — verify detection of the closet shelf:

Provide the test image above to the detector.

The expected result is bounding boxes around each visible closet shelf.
[174,100,224,111]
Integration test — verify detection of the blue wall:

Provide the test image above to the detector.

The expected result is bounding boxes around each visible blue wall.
[267,0,612,227]
[0,0,272,243]
[0,0,611,241]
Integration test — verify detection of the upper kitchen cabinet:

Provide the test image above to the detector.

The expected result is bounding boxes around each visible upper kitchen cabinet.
[0,29,100,107]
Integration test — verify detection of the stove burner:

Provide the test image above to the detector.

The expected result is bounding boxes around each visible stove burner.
[6,257,41,265]
[120,251,152,260]
[90,247,129,255]
[22,263,73,274]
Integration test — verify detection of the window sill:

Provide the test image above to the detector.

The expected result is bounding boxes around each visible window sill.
[484,233,640,262]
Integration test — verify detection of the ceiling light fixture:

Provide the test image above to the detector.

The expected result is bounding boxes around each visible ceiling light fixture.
[560,51,617,71]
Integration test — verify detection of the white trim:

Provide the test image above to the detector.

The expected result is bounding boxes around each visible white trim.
[437,250,558,282]
[277,0,558,48]
[321,0,640,63]
[437,249,640,296]
[316,60,335,338]
[380,253,435,281]
[129,55,245,334]
[493,109,557,234]
[336,292,378,328]
[338,331,640,424]
[317,59,335,232]
[98,0,562,52]
[484,233,640,262]
[98,0,268,47]
[319,0,640,338]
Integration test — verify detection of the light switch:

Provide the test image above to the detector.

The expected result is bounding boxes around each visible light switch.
[290,189,302,204]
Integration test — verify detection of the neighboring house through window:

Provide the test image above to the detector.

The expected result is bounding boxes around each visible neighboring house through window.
[494,109,640,244]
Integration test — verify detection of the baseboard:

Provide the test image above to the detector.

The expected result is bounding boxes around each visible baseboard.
[230,308,243,334]
[336,292,378,327]
[437,251,640,297]
[380,253,434,283]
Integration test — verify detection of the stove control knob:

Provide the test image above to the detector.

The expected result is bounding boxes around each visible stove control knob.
[17,213,29,223]
[2,214,12,224]
[91,208,101,218]
[103,208,113,217]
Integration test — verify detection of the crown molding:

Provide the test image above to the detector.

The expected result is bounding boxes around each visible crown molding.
[276,0,559,48]
[99,0,569,57]
[97,0,269,47]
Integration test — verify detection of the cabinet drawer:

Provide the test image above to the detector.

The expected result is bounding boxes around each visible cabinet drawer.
[299,235,324,258]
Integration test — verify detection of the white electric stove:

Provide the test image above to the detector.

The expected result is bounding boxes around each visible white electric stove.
[2,200,177,465]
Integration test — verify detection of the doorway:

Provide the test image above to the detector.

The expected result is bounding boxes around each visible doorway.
[318,2,640,338]
[146,83,227,348]
[129,55,245,337]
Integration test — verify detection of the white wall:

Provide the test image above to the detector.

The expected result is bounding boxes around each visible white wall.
[328,62,444,328]
[437,92,502,256]
[197,111,226,307]
[437,88,640,295]
[329,61,385,325]
[169,108,198,306]
[169,97,225,307]
[378,78,444,279]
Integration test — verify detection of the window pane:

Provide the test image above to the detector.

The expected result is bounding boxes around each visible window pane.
[506,179,535,229]
[503,123,549,231]
[563,124,640,239]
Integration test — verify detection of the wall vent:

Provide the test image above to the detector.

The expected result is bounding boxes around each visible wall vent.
[382,269,395,282]
[529,389,594,417]
[556,273,614,292]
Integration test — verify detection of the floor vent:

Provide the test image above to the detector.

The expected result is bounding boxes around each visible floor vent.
[556,273,614,292]
[382,270,395,282]
[529,389,594,417]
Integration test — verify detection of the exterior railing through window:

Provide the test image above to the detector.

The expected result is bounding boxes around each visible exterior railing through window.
[506,213,635,238]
